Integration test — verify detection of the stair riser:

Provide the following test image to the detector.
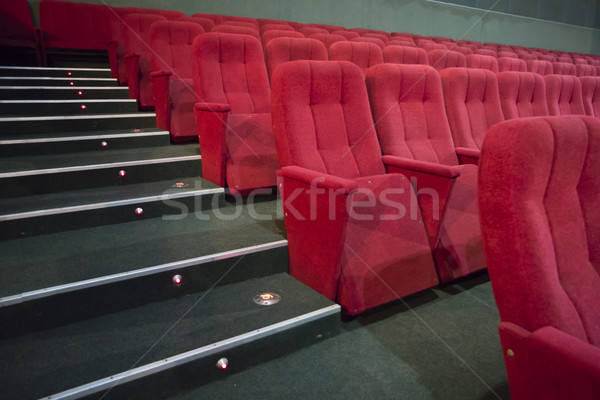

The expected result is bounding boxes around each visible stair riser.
[0,246,289,339]
[0,101,138,116]
[0,78,118,87]
[0,115,156,134]
[0,87,130,100]
[45,50,110,69]
[0,191,222,240]
[0,158,202,198]
[0,68,112,78]
[0,133,171,157]
[79,311,339,400]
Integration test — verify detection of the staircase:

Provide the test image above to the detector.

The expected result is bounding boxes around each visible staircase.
[0,63,340,400]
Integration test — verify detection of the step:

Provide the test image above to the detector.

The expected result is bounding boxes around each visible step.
[0,99,138,117]
[0,273,339,400]
[0,144,202,198]
[0,177,223,239]
[0,76,118,87]
[0,113,156,134]
[0,129,171,156]
[0,65,113,78]
[0,196,286,304]
[0,86,130,100]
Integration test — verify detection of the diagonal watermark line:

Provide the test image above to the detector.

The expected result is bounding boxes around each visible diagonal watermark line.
[344,243,504,400]
[98,253,248,400]
[100,1,260,158]
[340,0,502,161]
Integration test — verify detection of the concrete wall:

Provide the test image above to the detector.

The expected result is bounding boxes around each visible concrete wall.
[28,0,600,54]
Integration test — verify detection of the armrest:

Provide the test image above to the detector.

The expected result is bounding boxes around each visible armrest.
[193,102,232,187]
[382,155,461,178]
[150,70,173,78]
[455,147,480,166]
[124,55,140,100]
[279,166,358,194]
[194,103,232,113]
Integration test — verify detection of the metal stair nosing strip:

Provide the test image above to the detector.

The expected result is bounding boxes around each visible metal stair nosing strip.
[0,130,169,145]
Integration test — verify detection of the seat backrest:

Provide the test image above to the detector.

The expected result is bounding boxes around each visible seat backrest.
[366,64,458,166]
[309,33,347,49]
[449,45,474,55]
[298,27,328,37]
[527,60,553,75]
[124,13,166,58]
[427,49,466,71]
[223,15,259,28]
[538,54,557,63]
[576,64,597,77]
[552,62,577,76]
[474,48,497,57]
[177,16,215,32]
[265,37,328,77]
[497,71,548,119]
[350,37,385,49]
[193,33,270,114]
[260,23,295,34]
[329,41,383,76]
[332,30,360,40]
[220,20,258,30]
[465,54,499,73]
[498,57,527,72]
[383,45,428,65]
[271,60,385,177]
[440,67,504,150]
[580,76,600,117]
[418,41,448,53]
[0,0,34,43]
[573,57,589,65]
[262,29,304,46]
[192,13,224,25]
[497,50,518,59]
[213,24,260,40]
[544,74,585,116]
[363,33,389,43]
[150,21,205,78]
[386,39,416,47]
[479,115,600,345]
[556,55,572,63]
[516,51,537,61]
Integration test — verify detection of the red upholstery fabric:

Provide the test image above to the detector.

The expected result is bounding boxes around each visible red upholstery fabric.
[260,24,295,34]
[479,115,600,400]
[177,16,215,32]
[40,0,109,50]
[222,16,259,28]
[350,37,385,49]
[576,64,597,77]
[573,57,589,65]
[449,45,474,55]
[0,0,37,49]
[474,48,497,57]
[261,30,304,46]
[427,50,466,71]
[271,60,438,314]
[417,41,448,53]
[150,21,205,142]
[527,60,553,75]
[497,50,518,59]
[213,25,260,40]
[516,51,537,61]
[440,68,504,154]
[383,46,428,65]
[257,18,290,26]
[538,54,557,63]
[220,20,258,30]
[497,71,549,120]
[349,28,390,38]
[192,13,224,25]
[331,30,360,40]
[366,63,484,282]
[556,55,573,63]
[363,33,389,43]
[329,41,383,76]
[192,33,278,192]
[465,54,499,73]
[552,62,577,76]
[544,74,585,116]
[580,76,600,117]
[498,57,527,72]
[386,39,416,47]
[123,14,166,109]
[265,37,327,77]
[298,27,328,37]
[309,33,347,49]
[306,24,345,33]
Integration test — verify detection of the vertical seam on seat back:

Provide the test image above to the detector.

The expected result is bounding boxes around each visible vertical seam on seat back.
[244,37,257,113]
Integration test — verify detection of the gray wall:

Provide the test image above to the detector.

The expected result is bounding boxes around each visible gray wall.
[28,0,600,54]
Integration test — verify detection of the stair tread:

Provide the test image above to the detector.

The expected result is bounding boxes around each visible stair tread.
[0,198,286,299]
[0,177,220,218]
[0,144,201,175]
[0,127,168,142]
[0,272,335,400]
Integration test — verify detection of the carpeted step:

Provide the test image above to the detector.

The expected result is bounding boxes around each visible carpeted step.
[0,98,138,116]
[0,65,113,78]
[0,86,130,100]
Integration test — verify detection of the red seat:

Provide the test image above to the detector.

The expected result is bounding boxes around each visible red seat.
[526,60,553,75]
[298,27,328,37]
[329,41,383,76]
[465,54,499,73]
[366,64,484,282]
[516,51,537,61]
[580,76,600,117]
[552,62,577,76]
[474,48,497,57]
[271,60,438,315]
[261,29,304,46]
[260,24,295,34]
[220,20,258,30]
[149,21,205,142]
[192,13,224,26]
[544,74,585,116]
[479,115,600,400]
[331,30,360,40]
[265,37,327,78]
[177,16,215,32]
[576,64,597,77]
[497,50,518,59]
[497,72,549,120]
[556,55,572,63]
[0,0,40,64]
[213,25,260,40]
[386,39,416,47]
[498,57,527,72]
[350,37,385,49]
[123,14,167,109]
[417,40,447,53]
[427,49,466,71]
[192,33,278,193]
[440,68,504,164]
[383,46,428,65]
[363,33,389,43]
[309,33,347,49]
[222,16,259,29]
[573,57,589,65]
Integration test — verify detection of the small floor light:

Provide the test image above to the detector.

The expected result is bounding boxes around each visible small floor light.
[172,274,182,286]
[216,358,228,370]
